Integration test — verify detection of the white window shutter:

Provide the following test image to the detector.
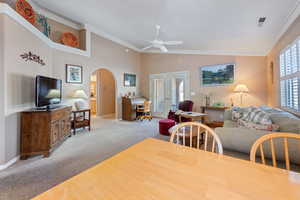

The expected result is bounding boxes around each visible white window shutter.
[280,80,286,107]
[291,44,298,73]
[280,53,285,77]
[280,38,300,112]
[285,49,292,75]
[292,78,299,110]
[287,79,293,107]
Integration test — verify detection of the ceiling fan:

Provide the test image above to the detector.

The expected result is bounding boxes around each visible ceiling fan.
[142,25,183,53]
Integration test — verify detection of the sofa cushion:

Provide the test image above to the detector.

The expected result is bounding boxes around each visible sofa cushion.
[223,120,238,128]
[224,109,233,121]
[215,127,268,154]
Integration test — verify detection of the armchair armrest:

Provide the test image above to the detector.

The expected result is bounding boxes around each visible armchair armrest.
[224,109,233,121]
[72,109,91,121]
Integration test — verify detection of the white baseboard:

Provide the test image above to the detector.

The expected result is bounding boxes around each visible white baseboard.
[0,156,19,171]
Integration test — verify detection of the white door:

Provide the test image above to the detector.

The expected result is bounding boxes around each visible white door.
[150,71,190,118]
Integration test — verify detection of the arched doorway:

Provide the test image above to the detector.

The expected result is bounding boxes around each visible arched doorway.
[90,68,116,118]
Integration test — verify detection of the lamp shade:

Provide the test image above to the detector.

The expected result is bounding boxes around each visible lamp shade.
[234,84,249,93]
[72,89,88,99]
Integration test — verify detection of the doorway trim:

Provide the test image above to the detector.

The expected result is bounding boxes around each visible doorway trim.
[149,71,190,117]
[90,68,117,119]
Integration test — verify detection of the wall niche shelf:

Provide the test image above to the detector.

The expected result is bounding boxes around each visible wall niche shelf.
[0,3,91,57]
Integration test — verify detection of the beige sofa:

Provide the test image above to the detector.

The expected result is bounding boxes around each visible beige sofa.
[215,106,300,164]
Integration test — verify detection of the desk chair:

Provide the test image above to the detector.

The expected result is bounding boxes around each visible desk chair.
[136,101,152,121]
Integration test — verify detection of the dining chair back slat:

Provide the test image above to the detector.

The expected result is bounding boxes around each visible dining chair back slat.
[250,133,300,171]
[170,122,223,154]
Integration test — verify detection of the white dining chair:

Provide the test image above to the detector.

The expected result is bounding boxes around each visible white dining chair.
[170,122,223,154]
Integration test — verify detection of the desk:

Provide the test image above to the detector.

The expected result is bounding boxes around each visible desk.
[122,97,146,121]
[33,138,300,200]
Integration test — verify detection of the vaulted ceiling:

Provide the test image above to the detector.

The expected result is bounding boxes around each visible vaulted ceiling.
[32,0,300,55]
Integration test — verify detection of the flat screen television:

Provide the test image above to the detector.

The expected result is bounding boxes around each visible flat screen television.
[35,76,62,109]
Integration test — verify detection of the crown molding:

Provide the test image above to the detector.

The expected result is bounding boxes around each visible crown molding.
[0,3,91,57]
[142,49,266,57]
[267,0,300,54]
[29,1,141,52]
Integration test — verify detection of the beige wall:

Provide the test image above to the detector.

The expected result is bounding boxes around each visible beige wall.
[3,14,53,164]
[267,15,300,107]
[51,33,140,117]
[0,13,140,165]
[96,69,116,116]
[140,53,268,112]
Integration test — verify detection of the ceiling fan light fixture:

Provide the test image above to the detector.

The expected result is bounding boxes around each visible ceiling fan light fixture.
[142,25,183,53]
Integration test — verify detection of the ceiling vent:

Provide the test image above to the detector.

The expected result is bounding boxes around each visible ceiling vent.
[258,17,266,27]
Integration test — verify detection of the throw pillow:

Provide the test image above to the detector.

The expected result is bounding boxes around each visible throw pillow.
[231,107,244,121]
[241,107,272,125]
[240,106,256,121]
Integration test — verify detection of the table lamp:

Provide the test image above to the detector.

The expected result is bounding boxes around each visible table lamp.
[234,84,249,106]
[72,89,88,99]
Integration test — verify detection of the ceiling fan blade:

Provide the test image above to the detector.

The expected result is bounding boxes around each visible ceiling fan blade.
[142,45,154,51]
[159,45,168,53]
[163,41,183,45]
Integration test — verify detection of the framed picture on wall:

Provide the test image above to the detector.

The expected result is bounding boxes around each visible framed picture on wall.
[66,64,83,84]
[124,73,136,87]
[200,63,235,86]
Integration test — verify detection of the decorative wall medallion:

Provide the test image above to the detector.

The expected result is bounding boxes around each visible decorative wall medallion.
[20,52,46,66]
[16,0,36,25]
[36,14,51,37]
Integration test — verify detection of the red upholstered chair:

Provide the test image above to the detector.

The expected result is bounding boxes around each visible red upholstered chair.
[168,100,194,123]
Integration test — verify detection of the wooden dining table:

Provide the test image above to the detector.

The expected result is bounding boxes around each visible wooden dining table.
[32,138,300,200]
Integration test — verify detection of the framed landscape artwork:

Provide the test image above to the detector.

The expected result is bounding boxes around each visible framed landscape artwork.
[200,63,235,86]
[124,73,136,87]
[66,64,83,84]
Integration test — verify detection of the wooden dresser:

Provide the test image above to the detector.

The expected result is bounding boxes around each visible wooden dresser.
[20,106,72,160]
